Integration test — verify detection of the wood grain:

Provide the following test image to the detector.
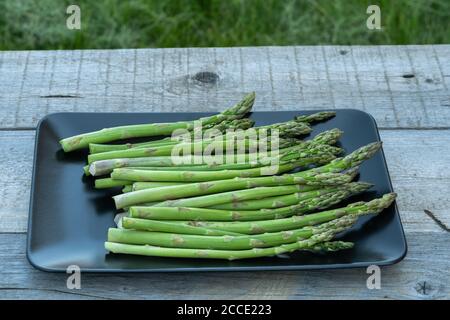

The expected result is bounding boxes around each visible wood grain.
[0,232,447,300]
[0,45,449,300]
[0,46,449,128]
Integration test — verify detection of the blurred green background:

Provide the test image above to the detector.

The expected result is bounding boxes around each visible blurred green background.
[0,0,449,50]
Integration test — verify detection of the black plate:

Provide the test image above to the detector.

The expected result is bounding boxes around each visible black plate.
[27,110,407,272]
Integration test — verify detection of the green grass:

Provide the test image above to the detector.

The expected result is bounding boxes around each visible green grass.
[0,0,449,50]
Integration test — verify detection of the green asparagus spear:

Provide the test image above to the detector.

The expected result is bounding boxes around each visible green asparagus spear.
[151,177,356,209]
[87,135,300,164]
[113,142,378,208]
[60,92,255,152]
[166,193,396,234]
[87,128,342,176]
[121,217,244,236]
[94,178,132,189]
[132,181,189,190]
[109,156,330,183]
[208,181,372,211]
[89,149,339,176]
[128,182,372,221]
[89,139,179,154]
[105,223,351,260]
[107,144,342,182]
[110,215,356,250]
[295,112,336,123]
[113,165,357,209]
[88,118,256,154]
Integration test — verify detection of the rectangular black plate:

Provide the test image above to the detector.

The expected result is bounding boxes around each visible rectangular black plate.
[27,110,407,272]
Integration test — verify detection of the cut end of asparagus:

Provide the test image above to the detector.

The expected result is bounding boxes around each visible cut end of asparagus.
[59,141,69,153]
[88,164,97,176]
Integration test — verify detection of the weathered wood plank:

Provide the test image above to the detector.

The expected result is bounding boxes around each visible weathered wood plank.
[1,45,448,300]
[0,232,447,300]
[0,129,448,233]
[0,46,449,129]
[380,130,450,229]
[0,131,33,232]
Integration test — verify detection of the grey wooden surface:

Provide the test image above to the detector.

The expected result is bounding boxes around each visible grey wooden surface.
[0,45,449,300]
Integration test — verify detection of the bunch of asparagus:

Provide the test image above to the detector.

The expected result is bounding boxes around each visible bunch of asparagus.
[60,92,396,260]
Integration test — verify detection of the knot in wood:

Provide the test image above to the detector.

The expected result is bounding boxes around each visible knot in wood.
[192,71,219,85]
[414,281,436,297]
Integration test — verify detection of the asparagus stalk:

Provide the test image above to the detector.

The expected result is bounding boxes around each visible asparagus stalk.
[94,178,132,189]
[88,118,256,154]
[105,221,351,260]
[112,141,379,200]
[113,142,381,209]
[121,217,244,236]
[168,193,396,234]
[60,92,255,152]
[113,166,357,209]
[87,135,300,164]
[132,181,188,190]
[110,215,356,250]
[155,185,320,208]
[91,157,177,176]
[129,182,372,221]
[106,144,342,182]
[151,176,356,209]
[150,167,358,209]
[88,132,342,176]
[90,151,337,176]
[209,181,371,210]
[109,155,332,183]
[89,139,179,154]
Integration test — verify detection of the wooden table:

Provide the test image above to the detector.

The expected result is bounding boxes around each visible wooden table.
[0,46,449,300]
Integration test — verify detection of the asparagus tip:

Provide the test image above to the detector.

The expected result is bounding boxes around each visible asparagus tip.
[345,166,360,180]
[352,181,374,191]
